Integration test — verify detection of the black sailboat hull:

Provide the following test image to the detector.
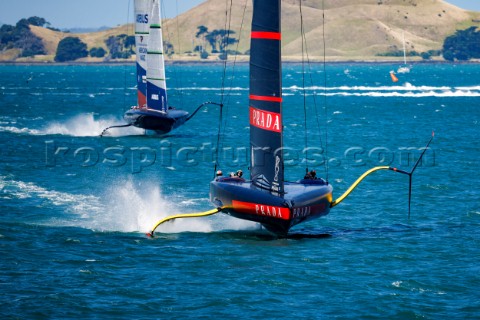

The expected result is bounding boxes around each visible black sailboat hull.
[124,108,189,134]
[210,178,333,236]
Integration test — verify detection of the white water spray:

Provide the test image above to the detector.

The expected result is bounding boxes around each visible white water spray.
[43,113,143,137]
[1,176,256,234]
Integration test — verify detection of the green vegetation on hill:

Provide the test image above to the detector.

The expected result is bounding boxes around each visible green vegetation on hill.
[89,47,106,58]
[55,37,88,62]
[0,16,47,57]
[104,34,135,59]
[194,25,239,59]
[1,1,480,63]
[443,27,480,61]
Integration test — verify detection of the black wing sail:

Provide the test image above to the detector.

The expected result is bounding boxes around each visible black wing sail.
[249,0,284,196]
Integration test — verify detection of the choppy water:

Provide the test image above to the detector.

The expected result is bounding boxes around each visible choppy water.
[1,63,479,319]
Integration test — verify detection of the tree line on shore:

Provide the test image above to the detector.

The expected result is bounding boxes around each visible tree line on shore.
[1,16,479,62]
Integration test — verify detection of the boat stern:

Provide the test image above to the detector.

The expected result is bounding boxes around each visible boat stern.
[123,108,189,134]
[210,178,332,235]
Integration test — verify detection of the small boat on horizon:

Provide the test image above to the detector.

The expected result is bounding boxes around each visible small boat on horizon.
[397,31,411,74]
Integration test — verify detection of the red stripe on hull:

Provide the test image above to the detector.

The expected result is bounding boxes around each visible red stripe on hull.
[251,31,281,40]
[232,200,290,220]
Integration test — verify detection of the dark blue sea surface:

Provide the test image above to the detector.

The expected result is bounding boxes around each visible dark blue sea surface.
[0,63,479,319]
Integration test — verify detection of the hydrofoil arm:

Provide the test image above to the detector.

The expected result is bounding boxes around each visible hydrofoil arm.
[100,123,132,137]
[331,132,434,218]
[147,207,224,237]
[185,102,223,122]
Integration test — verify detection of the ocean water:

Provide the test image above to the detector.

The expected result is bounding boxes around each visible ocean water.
[0,63,479,319]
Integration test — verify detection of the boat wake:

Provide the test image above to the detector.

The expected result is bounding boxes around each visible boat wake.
[0,113,144,137]
[0,176,256,234]
[43,113,143,137]
[0,175,102,215]
[0,126,42,135]
[176,84,480,98]
[287,83,480,97]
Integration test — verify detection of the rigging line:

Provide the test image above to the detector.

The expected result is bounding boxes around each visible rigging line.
[321,0,329,182]
[216,0,234,171]
[174,0,185,106]
[223,0,247,134]
[160,0,182,107]
[220,0,247,149]
[214,101,224,177]
[299,0,309,172]
[224,0,248,105]
[300,4,326,175]
[213,0,247,178]
[219,0,233,105]
[304,48,326,171]
[299,0,327,175]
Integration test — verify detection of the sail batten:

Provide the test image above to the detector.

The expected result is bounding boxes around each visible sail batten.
[249,0,284,195]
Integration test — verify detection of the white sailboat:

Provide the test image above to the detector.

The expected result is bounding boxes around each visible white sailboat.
[100,0,221,136]
[122,0,190,134]
[397,31,410,74]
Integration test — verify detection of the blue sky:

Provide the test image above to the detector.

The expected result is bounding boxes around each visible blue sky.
[0,0,205,28]
[0,0,478,29]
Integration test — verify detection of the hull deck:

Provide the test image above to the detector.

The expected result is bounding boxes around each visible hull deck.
[210,178,333,236]
[124,108,189,134]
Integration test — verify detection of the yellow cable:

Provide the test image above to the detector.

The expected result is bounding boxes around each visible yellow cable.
[149,207,224,236]
[330,166,391,208]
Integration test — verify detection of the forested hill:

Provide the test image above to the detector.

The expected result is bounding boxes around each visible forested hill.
[1,0,479,62]
[168,0,480,61]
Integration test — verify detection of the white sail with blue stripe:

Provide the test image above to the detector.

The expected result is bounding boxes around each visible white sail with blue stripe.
[101,0,221,136]
[146,0,168,112]
[134,0,152,108]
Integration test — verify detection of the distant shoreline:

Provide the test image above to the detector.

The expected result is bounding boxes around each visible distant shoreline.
[1,59,479,66]
[1,55,479,66]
